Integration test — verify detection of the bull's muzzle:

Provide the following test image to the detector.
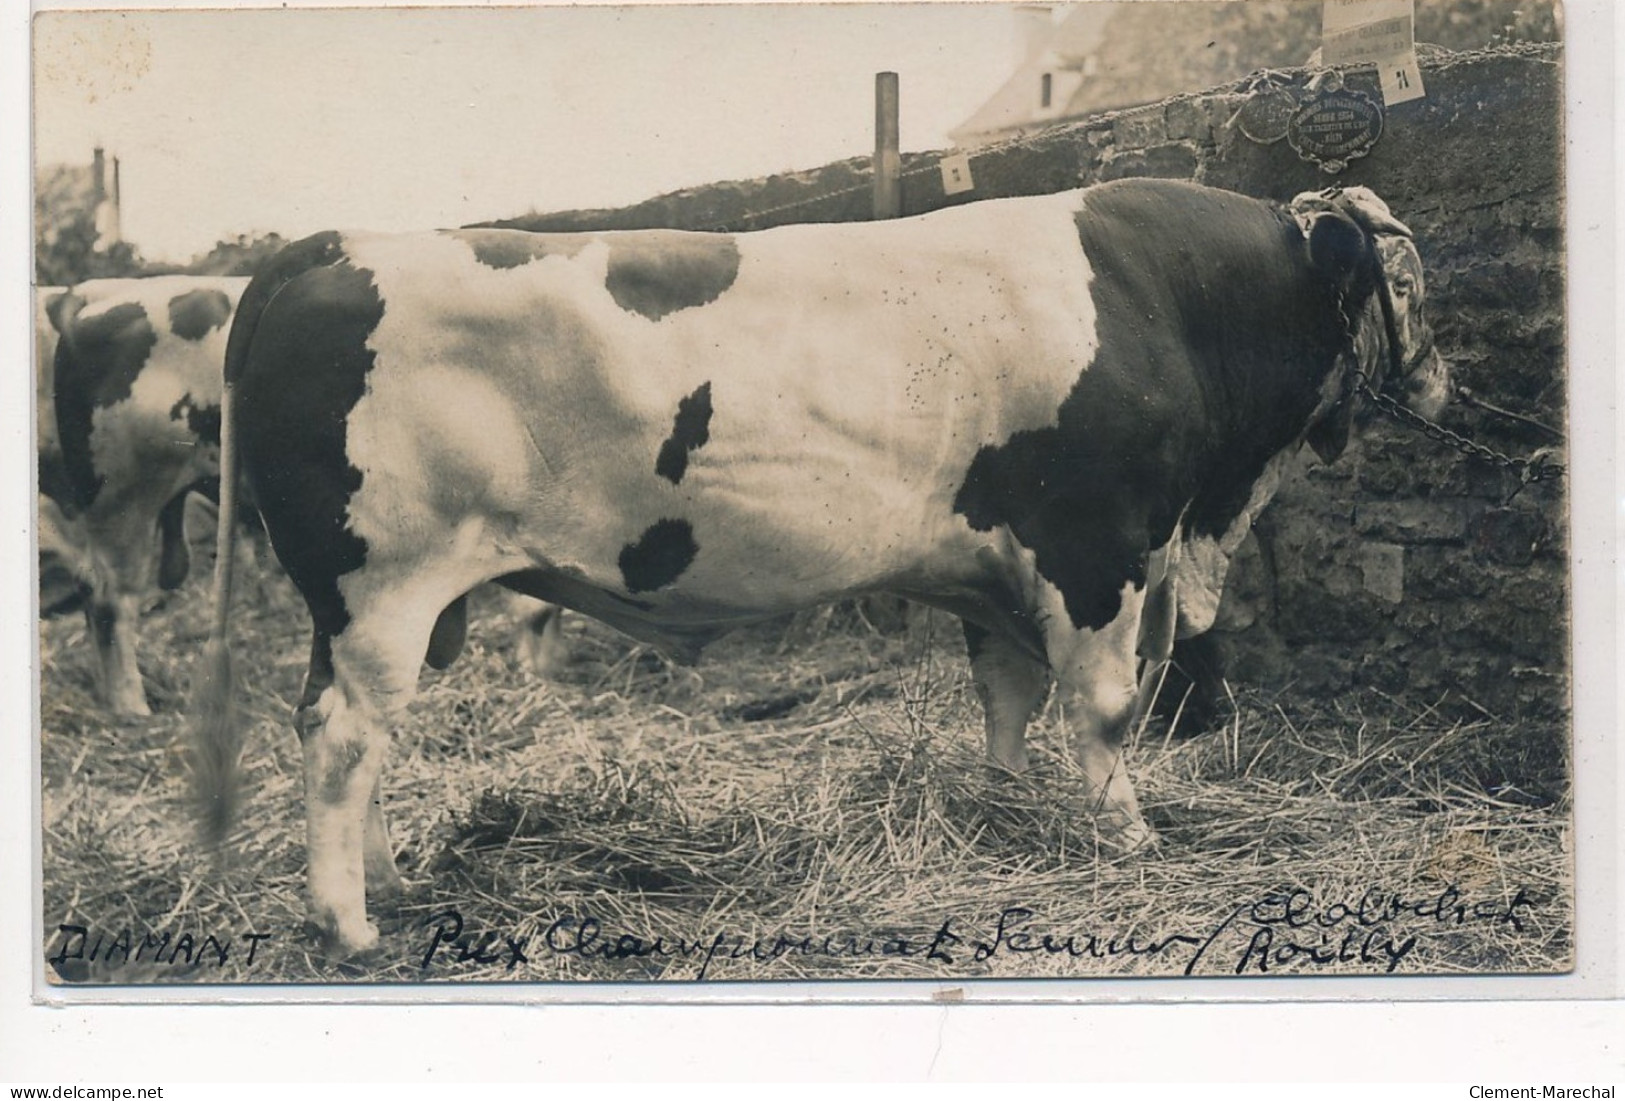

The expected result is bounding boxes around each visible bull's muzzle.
[1400,347,1452,421]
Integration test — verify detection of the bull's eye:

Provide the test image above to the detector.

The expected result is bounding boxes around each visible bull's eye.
[1393,275,1416,297]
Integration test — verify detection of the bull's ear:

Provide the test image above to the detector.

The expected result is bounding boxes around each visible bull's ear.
[1306,211,1367,286]
[1306,396,1354,463]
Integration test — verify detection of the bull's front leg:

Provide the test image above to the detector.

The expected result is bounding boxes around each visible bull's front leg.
[1037,580,1156,849]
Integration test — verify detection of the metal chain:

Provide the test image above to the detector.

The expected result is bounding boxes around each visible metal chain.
[1356,379,1566,485]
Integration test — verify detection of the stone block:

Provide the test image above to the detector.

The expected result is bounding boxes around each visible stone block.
[1164,97,1212,143]
[1099,143,1199,182]
[1468,507,1549,566]
[1111,105,1167,150]
[1405,546,1492,600]
[1353,499,1468,544]
[1358,542,1405,604]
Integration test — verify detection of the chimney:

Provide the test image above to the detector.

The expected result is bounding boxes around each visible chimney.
[1014,4,1057,61]
[91,147,122,250]
[108,156,122,243]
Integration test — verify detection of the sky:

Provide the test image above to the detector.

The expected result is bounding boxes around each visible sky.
[33,2,1021,262]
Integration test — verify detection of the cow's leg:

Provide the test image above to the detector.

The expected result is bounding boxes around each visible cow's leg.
[1039,581,1154,847]
[81,509,157,716]
[516,598,569,677]
[156,492,191,591]
[962,621,1049,772]
[85,591,148,715]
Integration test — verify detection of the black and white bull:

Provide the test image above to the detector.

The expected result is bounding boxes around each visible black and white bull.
[49,276,249,715]
[194,179,1448,957]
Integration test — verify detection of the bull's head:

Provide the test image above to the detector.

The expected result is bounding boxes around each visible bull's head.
[1291,186,1452,461]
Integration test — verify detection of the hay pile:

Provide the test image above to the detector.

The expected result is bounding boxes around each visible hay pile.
[39,564,1571,986]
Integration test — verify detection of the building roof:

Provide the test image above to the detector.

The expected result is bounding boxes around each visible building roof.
[949,4,1115,147]
[949,2,1324,149]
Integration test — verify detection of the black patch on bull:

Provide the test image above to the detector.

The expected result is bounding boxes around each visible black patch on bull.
[235,231,379,640]
[447,229,590,270]
[605,235,740,321]
[54,300,159,509]
[952,179,1365,632]
[655,382,713,484]
[618,518,699,593]
[169,395,222,446]
[168,288,233,341]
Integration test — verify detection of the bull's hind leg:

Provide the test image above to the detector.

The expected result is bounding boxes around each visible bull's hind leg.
[962,621,1050,772]
[295,574,467,957]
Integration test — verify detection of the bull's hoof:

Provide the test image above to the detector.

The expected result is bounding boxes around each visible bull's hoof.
[108,693,153,719]
[518,631,569,679]
[1105,818,1160,855]
[981,756,1031,780]
[305,910,382,964]
[365,863,408,903]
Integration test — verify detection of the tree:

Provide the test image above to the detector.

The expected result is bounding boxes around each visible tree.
[183,232,289,277]
[35,204,144,286]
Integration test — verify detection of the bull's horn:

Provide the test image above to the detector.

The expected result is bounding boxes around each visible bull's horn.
[1290,187,1412,238]
[1336,186,1412,237]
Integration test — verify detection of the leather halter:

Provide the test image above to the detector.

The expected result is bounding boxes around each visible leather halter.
[1367,238,1432,394]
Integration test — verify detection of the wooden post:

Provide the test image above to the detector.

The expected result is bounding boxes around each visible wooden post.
[873,71,901,219]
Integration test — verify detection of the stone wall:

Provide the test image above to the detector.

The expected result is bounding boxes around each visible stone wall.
[487,44,1569,729]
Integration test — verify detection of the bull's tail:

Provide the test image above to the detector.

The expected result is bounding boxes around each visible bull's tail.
[190,246,310,845]
[44,287,84,346]
[190,367,243,845]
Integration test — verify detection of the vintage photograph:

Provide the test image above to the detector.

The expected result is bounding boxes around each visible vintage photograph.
[32,0,1576,990]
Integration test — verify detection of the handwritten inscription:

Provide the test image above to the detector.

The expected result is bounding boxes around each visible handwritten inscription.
[415,883,1538,981]
[43,883,1535,981]
[47,924,273,971]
